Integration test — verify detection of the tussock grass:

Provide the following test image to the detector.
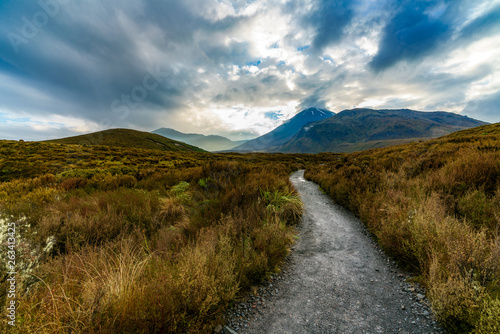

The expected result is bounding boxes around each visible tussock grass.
[261,188,303,224]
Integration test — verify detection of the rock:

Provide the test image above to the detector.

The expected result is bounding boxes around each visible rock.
[417,294,425,300]
[224,326,238,334]
[401,305,406,310]
[214,325,223,333]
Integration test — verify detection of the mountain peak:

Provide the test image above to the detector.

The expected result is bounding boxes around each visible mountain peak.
[232,107,334,151]
[299,107,333,117]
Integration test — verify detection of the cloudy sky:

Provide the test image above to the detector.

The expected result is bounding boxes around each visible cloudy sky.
[0,0,499,141]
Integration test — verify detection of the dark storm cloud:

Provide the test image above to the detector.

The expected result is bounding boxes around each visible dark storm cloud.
[370,1,453,71]
[210,67,298,107]
[370,1,500,72]
[213,87,241,103]
[0,0,253,131]
[297,94,328,111]
[1,2,163,117]
[459,5,500,41]
[261,75,279,85]
[308,0,354,52]
[293,64,347,112]
[140,0,247,38]
[282,0,355,52]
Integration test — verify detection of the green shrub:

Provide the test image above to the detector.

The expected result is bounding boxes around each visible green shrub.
[474,297,500,334]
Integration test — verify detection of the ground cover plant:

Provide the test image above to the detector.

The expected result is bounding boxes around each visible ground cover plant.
[306,123,500,333]
[0,141,308,333]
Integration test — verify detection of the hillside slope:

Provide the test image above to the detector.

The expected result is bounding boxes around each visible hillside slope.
[46,128,205,152]
[233,107,334,152]
[280,108,487,153]
[152,128,247,151]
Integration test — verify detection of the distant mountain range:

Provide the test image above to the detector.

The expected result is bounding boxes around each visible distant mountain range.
[44,108,488,155]
[278,108,488,153]
[151,128,247,152]
[46,128,205,152]
[233,107,335,151]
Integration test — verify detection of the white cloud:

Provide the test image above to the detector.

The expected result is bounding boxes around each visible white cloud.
[0,109,100,136]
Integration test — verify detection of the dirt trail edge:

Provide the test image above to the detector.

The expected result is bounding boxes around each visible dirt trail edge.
[225,170,444,334]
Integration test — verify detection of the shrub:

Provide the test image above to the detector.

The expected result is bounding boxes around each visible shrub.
[36,189,166,252]
[169,181,192,202]
[60,177,88,191]
[0,151,304,333]
[474,297,500,334]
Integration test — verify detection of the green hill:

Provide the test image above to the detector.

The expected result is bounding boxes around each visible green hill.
[45,128,205,152]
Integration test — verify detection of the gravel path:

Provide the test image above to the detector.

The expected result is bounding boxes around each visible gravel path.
[221,170,445,334]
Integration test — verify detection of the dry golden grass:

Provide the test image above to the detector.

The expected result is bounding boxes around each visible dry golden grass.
[0,149,303,333]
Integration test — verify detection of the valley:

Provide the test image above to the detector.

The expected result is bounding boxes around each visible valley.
[0,113,498,333]
[151,128,247,152]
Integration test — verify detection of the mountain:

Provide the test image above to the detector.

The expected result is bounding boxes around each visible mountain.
[233,107,335,151]
[151,128,247,152]
[46,128,205,152]
[279,108,488,153]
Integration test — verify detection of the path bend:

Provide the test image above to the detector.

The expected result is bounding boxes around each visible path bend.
[235,170,443,334]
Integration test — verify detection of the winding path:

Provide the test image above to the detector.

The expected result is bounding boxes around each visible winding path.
[236,170,443,334]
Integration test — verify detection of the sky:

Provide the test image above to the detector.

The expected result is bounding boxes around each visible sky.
[0,0,499,141]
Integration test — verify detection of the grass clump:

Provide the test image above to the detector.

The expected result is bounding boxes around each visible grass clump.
[261,189,302,224]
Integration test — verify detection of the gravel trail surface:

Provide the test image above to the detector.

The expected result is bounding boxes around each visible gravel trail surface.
[222,170,444,334]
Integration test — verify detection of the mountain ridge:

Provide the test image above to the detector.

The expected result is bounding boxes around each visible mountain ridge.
[279,108,488,153]
[42,108,489,155]
[152,128,247,152]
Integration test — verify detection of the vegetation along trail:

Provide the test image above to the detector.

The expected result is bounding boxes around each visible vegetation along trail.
[237,170,443,334]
